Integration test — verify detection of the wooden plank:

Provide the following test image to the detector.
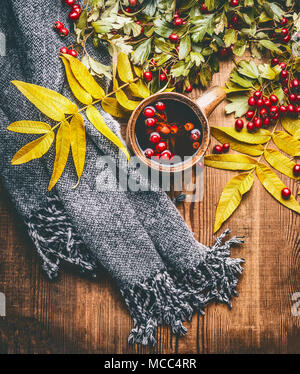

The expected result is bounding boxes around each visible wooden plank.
[0,58,299,353]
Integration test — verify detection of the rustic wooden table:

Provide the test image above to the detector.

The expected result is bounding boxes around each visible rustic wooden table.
[0,59,299,354]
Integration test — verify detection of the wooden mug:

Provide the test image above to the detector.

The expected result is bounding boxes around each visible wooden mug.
[126,86,226,172]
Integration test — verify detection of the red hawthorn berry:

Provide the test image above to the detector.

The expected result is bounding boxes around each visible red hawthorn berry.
[155,102,166,111]
[292,79,299,89]
[253,90,262,99]
[281,188,291,199]
[144,148,155,159]
[293,164,300,177]
[287,104,295,113]
[248,96,256,106]
[169,33,179,42]
[144,106,156,117]
[262,117,271,128]
[72,4,81,12]
[145,118,157,127]
[256,99,264,107]
[149,132,161,144]
[271,57,279,66]
[54,21,64,30]
[232,14,239,24]
[129,0,137,6]
[246,110,255,119]
[160,150,173,161]
[260,108,267,117]
[174,18,183,26]
[289,94,297,102]
[279,62,287,69]
[69,10,80,20]
[59,27,69,37]
[65,0,75,5]
[159,72,167,81]
[269,94,278,104]
[279,105,288,114]
[264,99,271,108]
[185,84,193,93]
[281,28,289,37]
[235,119,244,131]
[222,143,230,153]
[68,49,78,57]
[200,3,208,13]
[270,106,279,116]
[283,34,291,43]
[230,0,239,6]
[281,17,288,26]
[254,118,263,128]
[247,122,255,133]
[60,46,68,54]
[213,145,223,154]
[143,71,153,82]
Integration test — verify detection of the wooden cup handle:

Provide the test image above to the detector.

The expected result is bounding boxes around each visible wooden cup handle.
[195,86,226,119]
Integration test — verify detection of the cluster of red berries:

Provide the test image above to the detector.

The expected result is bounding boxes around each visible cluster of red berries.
[143,101,201,161]
[64,0,82,20]
[235,86,300,134]
[53,20,69,37]
[213,143,230,154]
[59,46,78,57]
[54,1,82,56]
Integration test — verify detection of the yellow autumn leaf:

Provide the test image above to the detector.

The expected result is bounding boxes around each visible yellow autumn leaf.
[70,114,86,184]
[294,129,300,141]
[256,163,300,214]
[11,132,54,165]
[48,121,71,191]
[86,106,130,160]
[211,127,264,156]
[133,65,143,77]
[281,117,300,137]
[61,56,93,105]
[272,131,300,157]
[204,154,257,170]
[102,97,129,118]
[116,89,140,111]
[214,172,254,233]
[63,54,105,99]
[7,121,52,134]
[128,80,150,99]
[264,149,300,180]
[117,52,134,83]
[211,127,271,144]
[12,81,77,121]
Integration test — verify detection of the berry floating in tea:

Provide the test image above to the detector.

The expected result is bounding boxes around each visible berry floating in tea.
[135,99,203,165]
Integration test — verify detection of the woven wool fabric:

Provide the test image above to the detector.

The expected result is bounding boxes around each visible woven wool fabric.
[0,0,245,345]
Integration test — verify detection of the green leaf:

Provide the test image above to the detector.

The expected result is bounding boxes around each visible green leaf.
[230,70,253,88]
[190,14,214,43]
[211,127,271,144]
[214,172,254,233]
[224,28,237,48]
[233,39,247,57]
[264,149,300,180]
[86,105,130,160]
[263,3,285,22]
[237,60,259,79]
[204,154,257,170]
[153,19,173,38]
[272,131,300,157]
[258,63,278,80]
[211,127,264,156]
[225,95,250,117]
[132,38,152,65]
[259,40,281,54]
[225,81,251,94]
[190,51,205,67]
[154,37,173,53]
[256,163,300,214]
[128,80,150,99]
[179,34,191,60]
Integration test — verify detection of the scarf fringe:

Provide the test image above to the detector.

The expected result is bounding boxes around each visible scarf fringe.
[172,229,245,313]
[122,229,244,345]
[121,270,193,346]
[25,195,98,279]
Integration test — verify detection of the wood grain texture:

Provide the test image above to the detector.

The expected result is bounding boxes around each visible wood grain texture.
[0,59,299,354]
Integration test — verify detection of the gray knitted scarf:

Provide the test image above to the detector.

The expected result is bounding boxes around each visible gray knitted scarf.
[0,0,244,345]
